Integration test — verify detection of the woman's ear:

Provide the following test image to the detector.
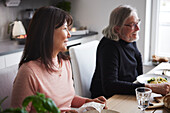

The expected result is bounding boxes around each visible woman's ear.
[114,26,120,33]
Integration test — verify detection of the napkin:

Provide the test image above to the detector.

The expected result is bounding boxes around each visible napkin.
[77,102,105,113]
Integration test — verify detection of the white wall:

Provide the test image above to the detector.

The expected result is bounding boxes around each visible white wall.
[71,0,153,73]
[71,0,146,58]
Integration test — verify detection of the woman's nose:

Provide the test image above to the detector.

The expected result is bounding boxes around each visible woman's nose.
[67,30,71,38]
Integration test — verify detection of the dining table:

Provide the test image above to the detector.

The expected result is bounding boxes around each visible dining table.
[106,62,170,113]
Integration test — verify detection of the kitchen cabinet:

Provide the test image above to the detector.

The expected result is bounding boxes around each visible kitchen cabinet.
[5,51,22,67]
[67,35,97,47]
[0,51,22,69]
[0,56,5,69]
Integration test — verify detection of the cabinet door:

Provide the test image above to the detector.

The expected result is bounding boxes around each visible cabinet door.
[0,56,5,69]
[81,35,97,44]
[67,35,97,47]
[5,51,22,67]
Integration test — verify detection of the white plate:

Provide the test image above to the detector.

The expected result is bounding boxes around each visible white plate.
[137,74,170,84]
[154,69,170,76]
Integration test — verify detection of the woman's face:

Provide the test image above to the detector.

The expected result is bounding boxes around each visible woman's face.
[117,12,140,42]
[53,22,71,57]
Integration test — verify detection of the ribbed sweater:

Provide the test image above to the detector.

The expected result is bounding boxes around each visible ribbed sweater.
[90,37,145,99]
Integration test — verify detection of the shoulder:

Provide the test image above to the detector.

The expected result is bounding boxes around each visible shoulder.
[19,62,35,74]
[14,61,38,88]
[18,60,43,77]
[96,37,121,60]
[100,37,119,46]
[98,37,120,53]
[132,41,140,52]
[23,60,42,71]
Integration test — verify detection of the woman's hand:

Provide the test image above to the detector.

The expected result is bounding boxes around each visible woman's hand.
[85,96,107,109]
[145,83,170,95]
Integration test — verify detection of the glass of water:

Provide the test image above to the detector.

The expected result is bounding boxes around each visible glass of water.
[135,87,152,113]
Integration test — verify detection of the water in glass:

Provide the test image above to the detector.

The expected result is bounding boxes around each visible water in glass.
[135,87,152,112]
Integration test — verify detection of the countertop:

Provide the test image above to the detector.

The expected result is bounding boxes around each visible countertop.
[0,31,98,56]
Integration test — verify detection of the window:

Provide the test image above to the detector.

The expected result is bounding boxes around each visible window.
[150,0,170,58]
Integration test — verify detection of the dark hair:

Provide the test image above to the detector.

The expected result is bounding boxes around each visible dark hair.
[19,6,73,72]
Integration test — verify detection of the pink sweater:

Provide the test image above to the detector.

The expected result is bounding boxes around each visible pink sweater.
[11,59,87,113]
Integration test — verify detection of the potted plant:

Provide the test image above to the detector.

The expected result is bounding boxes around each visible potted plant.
[54,0,71,13]
[0,92,60,113]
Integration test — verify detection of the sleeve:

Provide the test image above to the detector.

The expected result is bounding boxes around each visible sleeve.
[11,64,38,112]
[71,95,87,108]
[99,45,144,97]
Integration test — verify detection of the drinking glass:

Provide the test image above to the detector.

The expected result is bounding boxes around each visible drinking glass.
[135,87,152,113]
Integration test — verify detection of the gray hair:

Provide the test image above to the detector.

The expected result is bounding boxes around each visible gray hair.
[102,5,137,41]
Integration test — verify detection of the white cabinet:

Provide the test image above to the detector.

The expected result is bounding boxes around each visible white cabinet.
[0,51,22,69]
[0,56,5,69]
[67,35,97,47]
[4,51,22,67]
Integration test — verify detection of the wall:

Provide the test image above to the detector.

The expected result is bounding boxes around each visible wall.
[71,0,153,73]
[71,0,146,56]
[0,0,50,41]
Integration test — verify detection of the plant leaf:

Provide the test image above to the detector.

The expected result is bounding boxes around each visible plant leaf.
[0,96,8,112]
[22,96,33,108]
[43,98,60,113]
[0,96,8,105]
[36,92,45,98]
[3,107,28,113]
[32,96,45,112]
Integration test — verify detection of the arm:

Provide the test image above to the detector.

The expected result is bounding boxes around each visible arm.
[11,64,37,112]
[134,42,143,75]
[145,83,170,95]
[71,95,87,108]
[133,43,170,95]
[71,95,107,108]
[100,45,144,97]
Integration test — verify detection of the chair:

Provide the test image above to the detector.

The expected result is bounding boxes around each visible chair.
[0,64,18,109]
[69,40,99,98]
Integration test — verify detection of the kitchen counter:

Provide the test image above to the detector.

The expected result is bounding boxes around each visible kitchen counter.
[0,31,98,56]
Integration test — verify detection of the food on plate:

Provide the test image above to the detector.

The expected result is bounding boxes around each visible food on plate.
[163,93,170,109]
[147,76,168,84]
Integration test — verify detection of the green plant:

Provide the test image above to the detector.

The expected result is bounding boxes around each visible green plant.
[0,96,8,112]
[0,92,60,113]
[56,0,71,13]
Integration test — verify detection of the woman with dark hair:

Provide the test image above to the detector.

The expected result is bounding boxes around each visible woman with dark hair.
[90,5,170,99]
[11,6,106,113]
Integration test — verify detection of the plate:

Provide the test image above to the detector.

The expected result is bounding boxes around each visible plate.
[154,69,170,76]
[137,74,170,84]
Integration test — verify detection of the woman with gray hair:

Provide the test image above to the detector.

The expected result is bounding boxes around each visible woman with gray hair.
[90,5,170,99]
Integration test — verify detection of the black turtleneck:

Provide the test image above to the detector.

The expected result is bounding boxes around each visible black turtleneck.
[90,37,144,99]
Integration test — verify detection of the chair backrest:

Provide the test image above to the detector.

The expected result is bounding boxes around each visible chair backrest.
[69,40,99,98]
[0,64,18,110]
